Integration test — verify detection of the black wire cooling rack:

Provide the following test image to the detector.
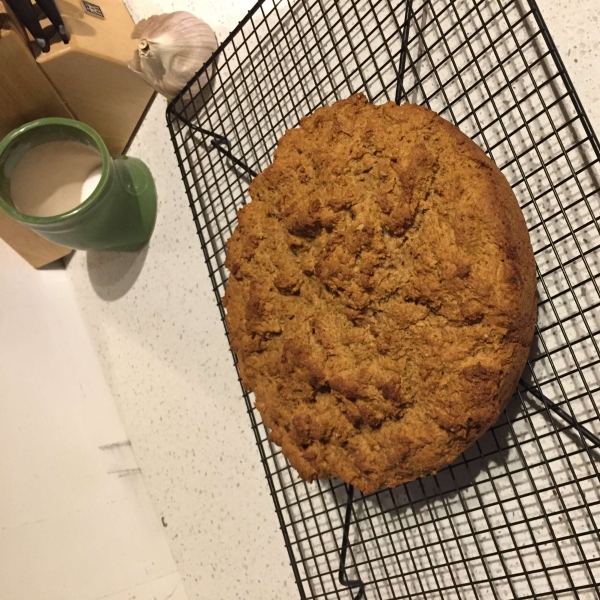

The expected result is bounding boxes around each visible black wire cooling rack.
[166,0,600,597]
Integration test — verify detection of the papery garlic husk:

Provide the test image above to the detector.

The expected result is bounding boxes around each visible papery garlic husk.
[128,11,218,100]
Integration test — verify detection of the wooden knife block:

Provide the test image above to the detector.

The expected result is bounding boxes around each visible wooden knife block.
[0,0,154,267]
[36,0,154,155]
[0,6,74,267]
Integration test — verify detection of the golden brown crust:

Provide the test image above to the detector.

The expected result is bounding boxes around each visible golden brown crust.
[223,94,536,494]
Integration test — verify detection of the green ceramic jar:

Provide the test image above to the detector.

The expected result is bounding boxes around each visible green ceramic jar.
[0,118,157,252]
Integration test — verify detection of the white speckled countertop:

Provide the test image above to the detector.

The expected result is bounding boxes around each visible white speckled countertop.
[65,1,600,598]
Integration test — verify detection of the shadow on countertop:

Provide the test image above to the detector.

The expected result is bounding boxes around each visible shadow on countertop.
[86,244,149,301]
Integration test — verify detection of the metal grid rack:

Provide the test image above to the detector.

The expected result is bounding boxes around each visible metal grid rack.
[166,0,600,597]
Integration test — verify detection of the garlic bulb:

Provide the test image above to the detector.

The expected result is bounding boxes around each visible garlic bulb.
[128,11,218,99]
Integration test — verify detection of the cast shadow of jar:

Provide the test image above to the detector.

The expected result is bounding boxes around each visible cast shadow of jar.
[86,244,149,301]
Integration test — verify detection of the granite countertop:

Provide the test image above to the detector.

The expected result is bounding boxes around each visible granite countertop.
[65,1,600,598]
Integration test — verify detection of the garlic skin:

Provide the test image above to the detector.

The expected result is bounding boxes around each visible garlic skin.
[128,11,218,99]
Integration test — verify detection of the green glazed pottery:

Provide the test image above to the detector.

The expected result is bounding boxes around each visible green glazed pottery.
[0,118,157,252]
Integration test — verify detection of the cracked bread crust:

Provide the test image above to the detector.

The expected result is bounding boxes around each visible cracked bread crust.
[223,93,536,494]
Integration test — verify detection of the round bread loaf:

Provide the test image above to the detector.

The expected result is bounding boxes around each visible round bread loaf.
[223,93,536,494]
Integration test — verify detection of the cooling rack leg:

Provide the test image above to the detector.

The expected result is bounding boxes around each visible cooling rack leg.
[522,381,600,449]
[173,113,258,178]
[395,0,413,104]
[338,485,365,599]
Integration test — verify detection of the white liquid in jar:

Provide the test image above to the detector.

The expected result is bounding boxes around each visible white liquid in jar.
[80,166,103,202]
[10,141,103,217]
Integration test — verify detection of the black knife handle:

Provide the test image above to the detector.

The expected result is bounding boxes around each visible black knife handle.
[36,0,70,43]
[4,0,49,52]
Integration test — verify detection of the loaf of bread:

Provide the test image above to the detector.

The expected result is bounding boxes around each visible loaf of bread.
[224,93,536,494]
